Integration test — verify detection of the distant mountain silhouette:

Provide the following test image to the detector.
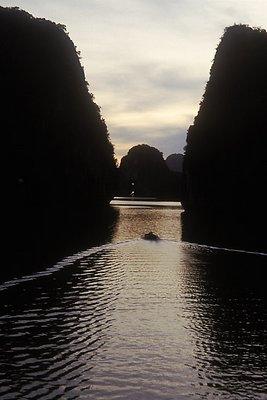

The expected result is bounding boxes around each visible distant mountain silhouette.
[182,25,267,252]
[118,144,182,199]
[165,153,184,173]
[1,7,117,275]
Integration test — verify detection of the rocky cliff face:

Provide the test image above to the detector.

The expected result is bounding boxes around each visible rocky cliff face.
[1,6,118,274]
[182,25,267,251]
[1,7,117,221]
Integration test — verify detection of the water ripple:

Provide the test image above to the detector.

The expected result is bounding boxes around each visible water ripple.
[0,239,266,399]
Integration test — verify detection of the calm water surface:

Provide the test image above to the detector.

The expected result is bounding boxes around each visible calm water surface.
[0,203,266,399]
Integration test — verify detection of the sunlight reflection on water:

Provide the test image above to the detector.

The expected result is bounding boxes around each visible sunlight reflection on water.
[110,204,183,243]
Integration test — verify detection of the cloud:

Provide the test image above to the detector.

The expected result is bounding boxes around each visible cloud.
[111,124,187,162]
[90,60,205,122]
[88,60,203,160]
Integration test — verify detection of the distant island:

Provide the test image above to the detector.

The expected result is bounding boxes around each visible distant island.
[182,24,267,252]
[118,144,183,200]
[165,153,184,173]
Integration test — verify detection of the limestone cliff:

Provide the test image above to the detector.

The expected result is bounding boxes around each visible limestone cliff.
[1,7,117,220]
[182,25,267,251]
[0,7,118,274]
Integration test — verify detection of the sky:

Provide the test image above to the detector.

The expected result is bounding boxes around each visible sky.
[1,1,267,162]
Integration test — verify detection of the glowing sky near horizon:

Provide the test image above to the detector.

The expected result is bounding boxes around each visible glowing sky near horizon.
[1,0,267,162]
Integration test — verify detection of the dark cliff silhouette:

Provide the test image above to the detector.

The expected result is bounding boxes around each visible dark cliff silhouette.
[165,153,184,172]
[118,144,182,199]
[182,25,267,252]
[1,7,117,277]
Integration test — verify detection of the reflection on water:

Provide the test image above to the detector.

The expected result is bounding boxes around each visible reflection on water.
[4,206,119,283]
[0,204,266,399]
[179,246,266,399]
[181,210,267,253]
[111,203,183,242]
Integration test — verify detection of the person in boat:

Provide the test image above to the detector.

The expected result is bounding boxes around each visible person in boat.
[142,231,160,241]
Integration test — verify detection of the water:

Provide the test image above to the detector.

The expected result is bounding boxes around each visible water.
[0,203,266,399]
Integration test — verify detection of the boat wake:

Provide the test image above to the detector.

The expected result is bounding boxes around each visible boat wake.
[1,238,266,292]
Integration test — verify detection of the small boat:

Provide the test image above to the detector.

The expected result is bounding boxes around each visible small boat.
[142,232,160,241]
